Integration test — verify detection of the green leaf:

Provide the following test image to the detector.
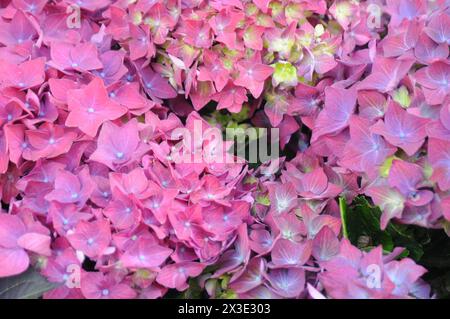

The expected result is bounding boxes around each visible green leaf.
[380,232,394,252]
[0,268,58,299]
[344,196,383,247]
[220,275,231,290]
[419,230,450,269]
[217,289,237,299]
[180,278,204,299]
[343,196,450,298]
[343,196,424,259]
[230,105,250,123]
[426,270,450,299]
[420,231,450,298]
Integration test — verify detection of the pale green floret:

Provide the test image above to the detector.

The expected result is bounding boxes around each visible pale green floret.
[379,155,398,177]
[263,51,275,64]
[288,43,303,63]
[256,195,271,206]
[243,176,258,185]
[285,4,303,22]
[314,24,325,38]
[222,46,239,58]
[245,3,258,16]
[393,86,411,108]
[243,30,252,43]
[269,37,295,56]
[335,2,352,21]
[299,33,313,47]
[285,4,296,16]
[272,61,298,87]
[222,58,234,70]
[132,11,142,25]
[135,269,151,279]
[423,161,433,180]
[220,275,231,290]
[269,1,284,16]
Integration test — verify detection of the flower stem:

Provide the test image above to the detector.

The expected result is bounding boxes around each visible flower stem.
[339,197,349,239]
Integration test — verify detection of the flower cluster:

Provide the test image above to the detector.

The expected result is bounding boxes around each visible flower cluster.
[0,0,448,299]
[224,157,430,299]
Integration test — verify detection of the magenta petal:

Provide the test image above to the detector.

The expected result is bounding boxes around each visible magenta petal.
[156,262,204,290]
[0,247,29,277]
[17,232,51,256]
[265,268,305,298]
[120,238,172,269]
[312,227,340,262]
[0,213,26,248]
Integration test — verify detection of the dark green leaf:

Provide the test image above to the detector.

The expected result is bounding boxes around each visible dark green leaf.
[181,278,204,299]
[341,196,450,298]
[343,196,424,259]
[0,268,58,299]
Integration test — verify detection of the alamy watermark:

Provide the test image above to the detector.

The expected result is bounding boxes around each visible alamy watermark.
[168,120,280,166]
[66,4,81,29]
[64,264,81,288]
[366,3,382,30]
